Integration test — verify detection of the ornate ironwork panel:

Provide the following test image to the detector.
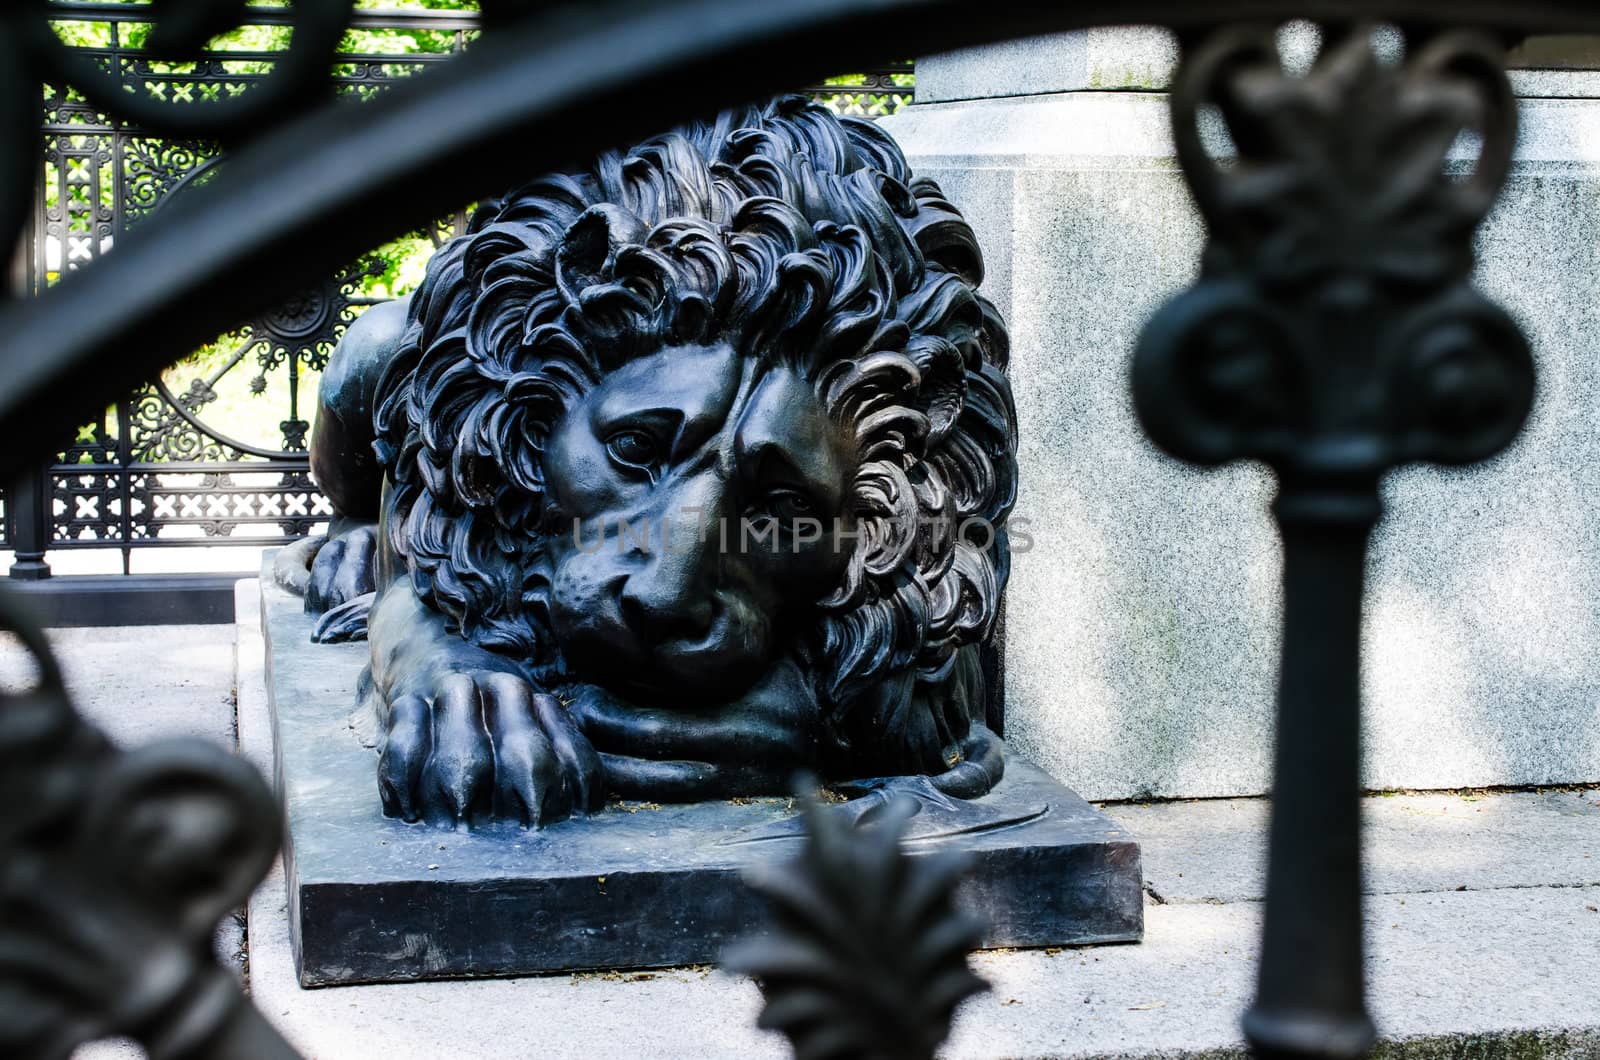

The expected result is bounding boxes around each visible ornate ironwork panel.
[8,8,913,578]
[11,6,484,576]
[802,61,916,117]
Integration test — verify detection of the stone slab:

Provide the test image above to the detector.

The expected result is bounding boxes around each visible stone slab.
[951,885,1600,1060]
[258,566,1143,986]
[882,85,1600,802]
[916,27,1177,102]
[915,25,1330,102]
[915,24,1588,105]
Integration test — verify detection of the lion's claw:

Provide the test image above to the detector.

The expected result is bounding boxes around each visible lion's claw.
[305,524,378,614]
[426,675,494,823]
[378,694,430,821]
[531,690,606,815]
[378,671,602,829]
[311,591,374,643]
[490,722,561,826]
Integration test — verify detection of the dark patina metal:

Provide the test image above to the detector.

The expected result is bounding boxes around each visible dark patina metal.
[0,595,296,1060]
[278,96,1019,828]
[264,566,1141,984]
[725,787,991,1060]
[1133,24,1532,1059]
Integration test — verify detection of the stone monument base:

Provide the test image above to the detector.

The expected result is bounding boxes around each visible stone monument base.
[260,562,1143,987]
[882,33,1600,803]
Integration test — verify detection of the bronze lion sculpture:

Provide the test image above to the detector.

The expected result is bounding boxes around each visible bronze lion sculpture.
[282,96,1018,829]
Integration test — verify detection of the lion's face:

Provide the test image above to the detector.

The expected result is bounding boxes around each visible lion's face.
[542,342,857,702]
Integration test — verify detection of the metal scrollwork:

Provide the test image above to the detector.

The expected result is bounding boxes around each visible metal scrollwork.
[0,595,298,1060]
[726,790,990,1060]
[0,0,355,267]
[124,142,218,222]
[8,9,469,565]
[1133,24,1532,1060]
[25,0,357,143]
[1137,24,1531,482]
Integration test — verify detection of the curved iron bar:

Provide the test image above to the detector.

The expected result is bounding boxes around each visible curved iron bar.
[0,592,297,1059]
[148,374,293,460]
[5,0,1600,478]
[22,0,358,141]
[0,15,41,282]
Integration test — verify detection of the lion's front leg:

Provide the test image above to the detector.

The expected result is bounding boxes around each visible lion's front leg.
[272,518,379,612]
[567,657,824,801]
[304,519,380,613]
[366,578,604,828]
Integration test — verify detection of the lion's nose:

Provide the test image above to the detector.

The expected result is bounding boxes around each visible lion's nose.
[619,571,716,644]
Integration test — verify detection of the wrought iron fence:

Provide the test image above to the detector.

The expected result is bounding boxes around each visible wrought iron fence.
[5,4,478,579]
[0,1,1576,1058]
[809,62,915,117]
[2,5,912,584]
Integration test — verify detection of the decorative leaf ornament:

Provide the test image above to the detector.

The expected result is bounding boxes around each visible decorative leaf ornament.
[726,788,989,1060]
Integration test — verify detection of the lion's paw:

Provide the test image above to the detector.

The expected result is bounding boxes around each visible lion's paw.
[305,524,379,614]
[379,671,604,829]
[312,591,374,643]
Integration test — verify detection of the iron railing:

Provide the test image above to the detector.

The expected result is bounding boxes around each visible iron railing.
[0,1,1586,1058]
[2,4,912,586]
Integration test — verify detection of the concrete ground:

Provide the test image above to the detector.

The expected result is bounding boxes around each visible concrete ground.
[3,592,1594,1059]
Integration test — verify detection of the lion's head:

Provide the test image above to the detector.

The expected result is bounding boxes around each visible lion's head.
[372,97,1016,783]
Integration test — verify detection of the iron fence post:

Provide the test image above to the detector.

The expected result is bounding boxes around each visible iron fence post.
[8,461,51,579]
[1134,24,1534,1057]
[1246,488,1378,1057]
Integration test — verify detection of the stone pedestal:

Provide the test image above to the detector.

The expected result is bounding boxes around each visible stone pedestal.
[883,29,1600,800]
[259,562,1143,986]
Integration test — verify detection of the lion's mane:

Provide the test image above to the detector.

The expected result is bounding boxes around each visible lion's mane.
[373,96,1017,780]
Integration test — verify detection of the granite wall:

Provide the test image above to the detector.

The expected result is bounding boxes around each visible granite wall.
[882,27,1600,800]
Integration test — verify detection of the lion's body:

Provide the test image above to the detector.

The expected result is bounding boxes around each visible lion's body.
[304,97,1018,824]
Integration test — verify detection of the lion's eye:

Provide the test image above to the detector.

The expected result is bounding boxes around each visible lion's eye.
[756,489,815,523]
[606,430,659,472]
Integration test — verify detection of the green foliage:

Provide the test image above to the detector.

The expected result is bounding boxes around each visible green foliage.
[815,69,914,118]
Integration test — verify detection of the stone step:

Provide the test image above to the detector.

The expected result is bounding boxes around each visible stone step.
[237,859,1600,1059]
[1116,789,1600,904]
